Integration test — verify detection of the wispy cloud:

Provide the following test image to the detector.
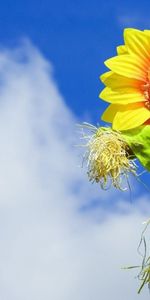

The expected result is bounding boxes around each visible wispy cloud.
[0,41,149,299]
[117,13,150,28]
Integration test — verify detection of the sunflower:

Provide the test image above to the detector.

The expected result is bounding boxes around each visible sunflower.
[100,28,150,131]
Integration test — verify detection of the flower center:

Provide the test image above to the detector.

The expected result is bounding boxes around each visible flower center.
[143,82,150,110]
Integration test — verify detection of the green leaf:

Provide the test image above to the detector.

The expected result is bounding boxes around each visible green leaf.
[122,125,150,172]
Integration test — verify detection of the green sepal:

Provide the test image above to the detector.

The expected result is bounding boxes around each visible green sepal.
[122,125,150,172]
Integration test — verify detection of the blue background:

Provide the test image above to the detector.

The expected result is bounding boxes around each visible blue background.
[1,0,148,120]
[0,0,150,193]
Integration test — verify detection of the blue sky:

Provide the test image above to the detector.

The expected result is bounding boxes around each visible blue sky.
[2,1,119,120]
[0,0,148,193]
[0,0,149,120]
[0,2,150,298]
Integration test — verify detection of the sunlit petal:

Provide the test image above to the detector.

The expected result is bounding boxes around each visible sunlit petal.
[113,106,150,130]
[117,45,128,55]
[100,86,144,104]
[124,28,150,63]
[100,72,143,89]
[101,104,122,123]
[105,54,146,81]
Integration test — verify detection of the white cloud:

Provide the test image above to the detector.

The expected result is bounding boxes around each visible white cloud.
[0,41,149,299]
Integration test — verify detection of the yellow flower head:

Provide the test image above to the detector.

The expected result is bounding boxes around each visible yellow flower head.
[100,28,150,131]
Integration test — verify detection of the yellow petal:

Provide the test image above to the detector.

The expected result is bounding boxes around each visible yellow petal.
[100,72,142,89]
[113,106,150,130]
[144,30,150,37]
[124,28,150,63]
[101,104,122,123]
[100,86,144,104]
[100,71,113,83]
[117,45,128,55]
[105,54,146,81]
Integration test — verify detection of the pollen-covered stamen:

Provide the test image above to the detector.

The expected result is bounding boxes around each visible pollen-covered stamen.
[80,125,137,190]
[142,81,150,110]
